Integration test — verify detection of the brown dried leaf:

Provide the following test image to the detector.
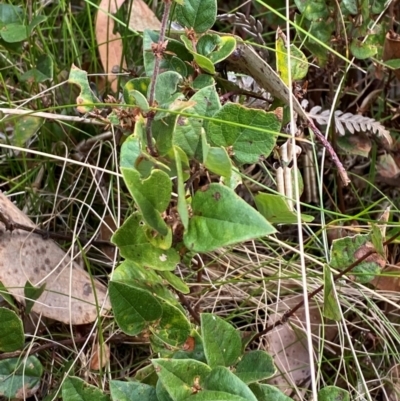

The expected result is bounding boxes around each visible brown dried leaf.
[96,0,160,93]
[383,30,400,81]
[371,265,400,292]
[90,342,110,370]
[265,296,337,396]
[96,0,127,92]
[127,0,160,32]
[0,192,110,325]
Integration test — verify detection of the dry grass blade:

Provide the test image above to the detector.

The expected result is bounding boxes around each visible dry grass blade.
[0,192,110,325]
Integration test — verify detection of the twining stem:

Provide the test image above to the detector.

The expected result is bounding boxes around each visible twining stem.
[145,0,172,156]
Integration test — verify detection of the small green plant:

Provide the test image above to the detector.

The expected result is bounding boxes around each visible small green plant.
[0,0,397,400]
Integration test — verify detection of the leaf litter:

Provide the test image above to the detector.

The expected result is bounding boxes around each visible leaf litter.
[0,192,110,325]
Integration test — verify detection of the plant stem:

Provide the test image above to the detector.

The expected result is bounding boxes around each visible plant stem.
[145,0,172,156]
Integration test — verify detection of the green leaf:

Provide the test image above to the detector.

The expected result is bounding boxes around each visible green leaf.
[124,77,151,103]
[153,358,211,401]
[342,0,358,14]
[193,75,215,90]
[235,350,276,384]
[0,23,27,43]
[143,30,193,76]
[0,5,23,24]
[276,30,308,85]
[62,376,110,401]
[201,313,242,368]
[0,282,16,308]
[175,0,217,33]
[203,366,257,401]
[0,356,43,399]
[36,54,53,80]
[11,115,43,147]
[323,264,341,321]
[110,380,157,401]
[294,15,333,66]
[121,168,171,236]
[330,234,386,283]
[197,34,220,56]
[208,36,236,64]
[350,38,377,60]
[174,85,221,159]
[24,281,46,315]
[294,0,330,20]
[155,71,183,106]
[134,364,158,386]
[159,271,190,294]
[153,102,196,156]
[196,35,236,64]
[0,308,24,352]
[68,64,100,113]
[152,301,191,347]
[184,391,248,400]
[254,193,314,224]
[120,132,158,178]
[249,383,294,401]
[112,213,180,271]
[204,146,232,178]
[126,89,149,111]
[28,15,47,34]
[207,103,280,165]
[20,54,53,83]
[112,260,163,285]
[184,184,276,253]
[318,386,350,401]
[109,281,162,336]
[180,36,215,74]
[173,331,206,362]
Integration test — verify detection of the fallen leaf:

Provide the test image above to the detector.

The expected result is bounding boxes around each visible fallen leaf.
[0,192,110,325]
[265,296,337,396]
[127,0,160,32]
[96,0,160,92]
[90,342,110,370]
[96,0,127,92]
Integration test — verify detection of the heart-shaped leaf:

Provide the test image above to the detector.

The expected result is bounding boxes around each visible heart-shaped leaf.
[175,0,217,33]
[235,350,276,384]
[0,308,24,352]
[184,184,276,253]
[121,168,171,236]
[201,313,242,368]
[153,358,211,401]
[109,281,162,336]
[207,103,280,165]
[203,366,257,401]
[0,357,43,399]
[112,212,180,271]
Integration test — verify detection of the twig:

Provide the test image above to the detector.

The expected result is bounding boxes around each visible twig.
[176,291,201,324]
[249,230,400,344]
[145,0,172,156]
[307,119,350,186]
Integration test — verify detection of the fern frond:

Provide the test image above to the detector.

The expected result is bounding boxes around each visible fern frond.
[308,106,392,147]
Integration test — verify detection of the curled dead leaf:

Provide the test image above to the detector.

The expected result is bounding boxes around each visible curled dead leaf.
[90,342,110,370]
